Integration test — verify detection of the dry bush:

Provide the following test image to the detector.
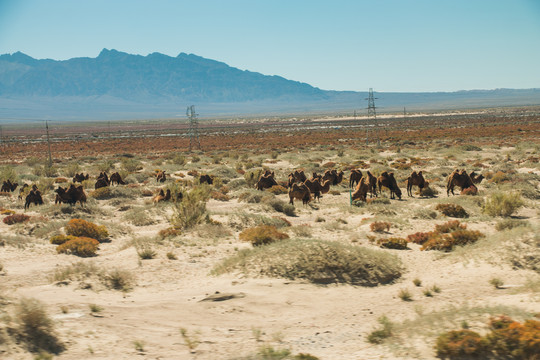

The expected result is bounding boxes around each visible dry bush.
[210,191,230,201]
[483,192,524,217]
[3,213,30,225]
[14,298,63,354]
[421,229,484,252]
[158,227,181,239]
[65,219,109,241]
[49,234,78,245]
[435,203,469,218]
[263,198,296,216]
[239,225,289,246]
[54,177,68,183]
[377,237,409,250]
[50,261,99,282]
[435,329,489,359]
[213,239,403,286]
[102,268,135,291]
[435,220,467,233]
[89,187,112,199]
[370,221,391,233]
[238,190,265,203]
[170,185,210,230]
[407,232,432,245]
[419,186,438,197]
[125,207,156,226]
[367,316,394,344]
[495,219,529,231]
[56,237,99,257]
[488,171,511,184]
[267,185,288,195]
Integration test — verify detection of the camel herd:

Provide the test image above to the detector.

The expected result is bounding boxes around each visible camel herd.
[253,168,484,206]
[0,167,485,212]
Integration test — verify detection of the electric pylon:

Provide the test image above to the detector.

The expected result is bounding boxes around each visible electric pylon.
[187,105,201,151]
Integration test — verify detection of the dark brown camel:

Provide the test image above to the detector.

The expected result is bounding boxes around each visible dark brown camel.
[110,172,125,185]
[407,170,426,197]
[377,172,402,200]
[24,188,44,210]
[156,171,167,183]
[256,171,277,190]
[288,183,311,205]
[447,169,477,196]
[469,171,484,184]
[288,170,307,188]
[349,169,363,188]
[73,173,89,183]
[1,180,18,192]
[366,171,378,198]
[199,174,213,185]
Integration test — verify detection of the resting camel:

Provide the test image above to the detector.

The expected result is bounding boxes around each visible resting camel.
[153,189,171,204]
[349,169,363,188]
[351,177,369,202]
[110,172,125,186]
[55,185,86,206]
[95,178,109,189]
[256,171,277,190]
[377,172,402,200]
[1,180,18,192]
[73,173,89,183]
[407,170,426,197]
[447,169,477,196]
[366,171,378,198]
[469,171,484,184]
[288,183,311,205]
[156,171,167,183]
[24,188,43,210]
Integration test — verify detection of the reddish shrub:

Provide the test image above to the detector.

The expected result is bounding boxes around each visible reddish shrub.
[435,330,489,358]
[406,232,433,245]
[370,221,391,233]
[435,220,466,234]
[3,213,30,225]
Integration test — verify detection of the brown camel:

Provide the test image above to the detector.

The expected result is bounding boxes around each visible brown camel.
[199,174,213,185]
[95,178,109,189]
[377,172,402,200]
[407,170,426,197]
[288,170,307,188]
[288,183,311,205]
[24,187,44,210]
[156,171,167,183]
[323,169,344,186]
[447,169,477,196]
[110,172,125,185]
[469,171,484,184]
[73,173,89,183]
[349,169,363,188]
[153,189,171,204]
[366,171,378,198]
[303,178,327,201]
[1,180,18,192]
[18,183,30,200]
[351,177,369,202]
[256,171,277,190]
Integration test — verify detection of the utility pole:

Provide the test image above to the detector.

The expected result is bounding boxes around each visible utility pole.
[365,88,379,146]
[187,105,201,151]
[45,120,52,167]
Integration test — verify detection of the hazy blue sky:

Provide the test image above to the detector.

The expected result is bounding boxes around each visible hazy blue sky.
[1,0,539,92]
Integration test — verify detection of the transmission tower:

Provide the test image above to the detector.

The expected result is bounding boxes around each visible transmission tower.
[187,105,201,151]
[365,88,379,146]
[45,120,53,167]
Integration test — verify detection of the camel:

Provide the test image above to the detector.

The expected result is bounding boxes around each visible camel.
[73,173,89,183]
[366,171,378,198]
[323,169,344,186]
[1,180,18,192]
[469,171,484,184]
[24,188,43,210]
[304,178,323,201]
[199,174,213,185]
[349,169,363,188]
[153,189,171,204]
[352,177,369,202]
[407,170,426,197]
[18,184,30,200]
[288,183,311,205]
[55,185,86,206]
[256,171,277,190]
[95,178,109,189]
[156,171,167,183]
[377,172,402,200]
[447,169,477,196]
[110,172,125,186]
[288,170,307,188]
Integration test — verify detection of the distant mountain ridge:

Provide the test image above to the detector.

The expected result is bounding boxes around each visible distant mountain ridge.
[0,49,539,120]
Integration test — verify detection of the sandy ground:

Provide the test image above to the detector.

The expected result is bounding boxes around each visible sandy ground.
[1,147,539,360]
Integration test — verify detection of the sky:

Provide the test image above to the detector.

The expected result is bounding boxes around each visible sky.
[1,0,539,92]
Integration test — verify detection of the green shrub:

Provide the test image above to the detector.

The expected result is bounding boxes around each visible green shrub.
[367,316,394,344]
[267,185,288,195]
[90,187,112,199]
[264,198,296,216]
[239,225,289,246]
[435,203,469,218]
[56,237,99,257]
[65,219,109,241]
[486,315,540,359]
[495,218,529,231]
[483,192,524,217]
[50,234,78,245]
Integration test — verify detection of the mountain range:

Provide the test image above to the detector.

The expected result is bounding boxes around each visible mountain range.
[0,49,539,121]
